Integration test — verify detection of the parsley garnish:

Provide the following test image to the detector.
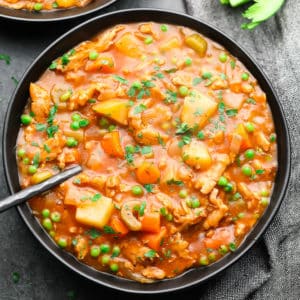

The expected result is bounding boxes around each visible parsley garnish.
[133,104,147,115]
[144,249,156,258]
[139,201,147,216]
[246,97,256,104]
[164,90,177,104]
[166,179,184,186]
[0,54,11,65]
[141,146,152,155]
[226,109,238,117]
[103,225,116,234]
[86,228,101,239]
[113,75,128,85]
[91,193,101,202]
[192,77,203,86]
[144,184,154,193]
[32,152,40,167]
[176,123,192,135]
[35,123,46,131]
[46,105,58,138]
[43,144,51,153]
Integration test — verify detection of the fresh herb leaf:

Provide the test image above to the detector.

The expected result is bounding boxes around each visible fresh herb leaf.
[246,97,256,104]
[176,123,192,135]
[226,109,238,117]
[141,80,155,88]
[43,144,51,153]
[144,249,156,258]
[91,193,101,202]
[218,102,225,113]
[103,225,116,234]
[0,54,11,65]
[144,184,154,193]
[113,75,128,85]
[164,90,177,104]
[35,123,46,131]
[134,104,147,115]
[166,179,184,186]
[192,77,203,86]
[46,125,59,138]
[256,169,265,174]
[86,228,101,239]
[139,201,146,216]
[241,0,285,30]
[32,152,40,167]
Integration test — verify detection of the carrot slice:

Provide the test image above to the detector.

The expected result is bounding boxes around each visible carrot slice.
[135,161,160,184]
[100,131,124,158]
[141,212,161,233]
[142,226,167,250]
[109,215,129,237]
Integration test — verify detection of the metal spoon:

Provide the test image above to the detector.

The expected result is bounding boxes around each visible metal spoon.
[0,165,82,213]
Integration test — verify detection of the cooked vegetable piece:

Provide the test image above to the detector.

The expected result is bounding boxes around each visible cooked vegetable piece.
[184,34,207,57]
[115,33,142,58]
[93,99,129,126]
[101,131,124,158]
[75,196,114,229]
[141,212,161,233]
[136,162,160,184]
[181,92,217,128]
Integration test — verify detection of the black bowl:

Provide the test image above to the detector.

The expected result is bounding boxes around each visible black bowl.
[3,9,291,294]
[0,0,116,22]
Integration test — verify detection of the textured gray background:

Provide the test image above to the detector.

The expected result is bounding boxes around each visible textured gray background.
[0,0,299,299]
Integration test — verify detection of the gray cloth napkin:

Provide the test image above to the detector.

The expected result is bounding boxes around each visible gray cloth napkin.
[183,1,300,299]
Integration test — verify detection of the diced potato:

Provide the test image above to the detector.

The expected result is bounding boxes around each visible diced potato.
[56,0,77,8]
[160,37,181,52]
[234,124,251,151]
[93,99,129,126]
[184,34,207,57]
[75,196,114,229]
[181,92,217,129]
[182,140,212,170]
[63,128,84,142]
[115,33,142,58]
[31,171,52,184]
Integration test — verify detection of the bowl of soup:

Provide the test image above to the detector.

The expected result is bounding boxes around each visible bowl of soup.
[3,9,290,293]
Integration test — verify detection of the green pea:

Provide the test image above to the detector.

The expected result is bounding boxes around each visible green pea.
[185,199,192,208]
[108,125,116,132]
[132,81,142,90]
[260,189,269,197]
[33,3,43,11]
[179,86,189,97]
[166,213,173,221]
[144,36,153,45]
[17,149,26,158]
[101,254,110,265]
[110,263,119,272]
[42,218,52,230]
[245,149,255,160]
[66,137,78,148]
[179,189,188,199]
[219,53,228,63]
[242,164,252,176]
[112,246,121,257]
[261,197,269,206]
[72,113,81,122]
[131,185,143,196]
[50,211,61,223]
[237,212,245,219]
[229,242,237,252]
[22,157,30,165]
[70,121,80,131]
[42,209,50,218]
[60,90,72,102]
[245,122,255,133]
[49,230,56,238]
[208,253,216,262]
[219,244,228,255]
[28,165,38,174]
[241,72,249,81]
[218,176,228,187]
[199,256,209,266]
[57,237,67,248]
[160,24,168,32]
[232,192,241,201]
[191,198,200,208]
[21,114,32,125]
[224,183,233,193]
[89,51,99,61]
[100,244,110,254]
[126,145,135,154]
[90,246,101,257]
[185,57,192,66]
[202,72,212,79]
[79,119,89,128]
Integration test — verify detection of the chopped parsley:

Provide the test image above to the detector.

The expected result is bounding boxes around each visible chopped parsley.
[86,228,101,239]
[256,169,265,175]
[144,184,154,193]
[113,75,128,85]
[192,77,203,86]
[35,123,47,131]
[46,104,58,138]
[226,109,238,117]
[133,104,147,115]
[166,179,184,186]
[91,193,102,202]
[141,146,152,155]
[144,249,156,258]
[32,152,40,167]
[139,201,146,216]
[164,90,177,104]
[43,144,51,153]
[103,225,116,234]
[0,54,11,65]
[246,97,256,104]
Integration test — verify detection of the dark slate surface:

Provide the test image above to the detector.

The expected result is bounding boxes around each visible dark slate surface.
[0,1,298,299]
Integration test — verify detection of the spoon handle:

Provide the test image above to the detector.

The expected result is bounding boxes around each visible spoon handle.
[0,165,82,213]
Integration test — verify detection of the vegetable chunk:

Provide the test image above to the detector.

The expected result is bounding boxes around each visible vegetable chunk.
[75,196,114,229]
[101,131,124,158]
[181,92,217,129]
[183,140,212,170]
[115,33,141,58]
[93,99,129,126]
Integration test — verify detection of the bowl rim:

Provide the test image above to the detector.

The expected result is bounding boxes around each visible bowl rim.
[0,0,117,22]
[2,8,291,294]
